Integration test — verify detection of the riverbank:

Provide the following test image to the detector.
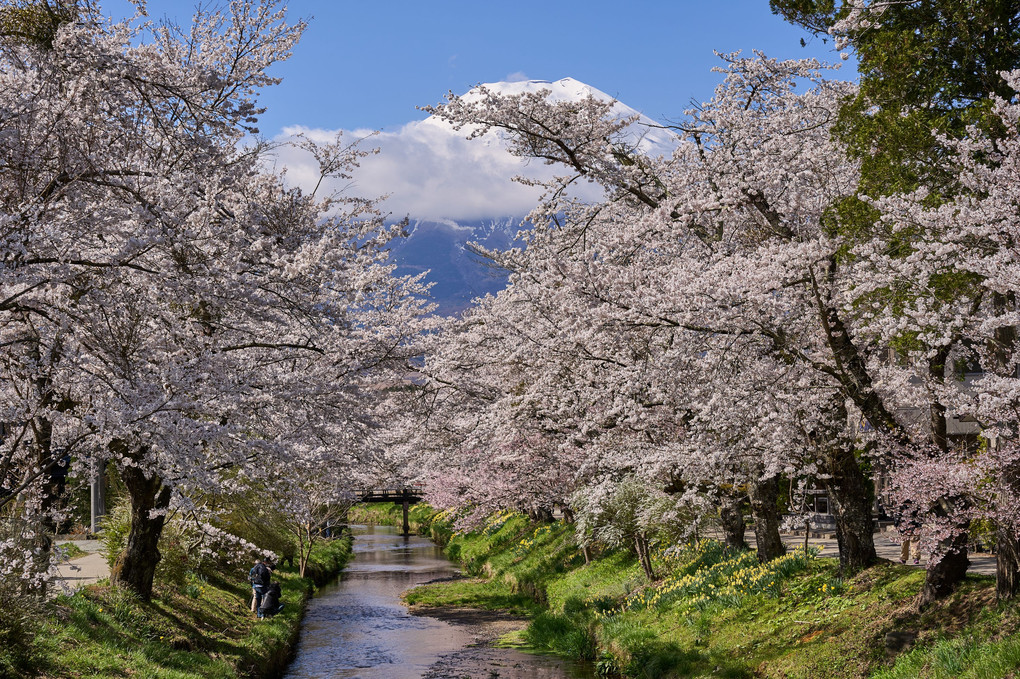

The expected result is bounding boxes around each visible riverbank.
[16,536,352,679]
[365,504,1020,679]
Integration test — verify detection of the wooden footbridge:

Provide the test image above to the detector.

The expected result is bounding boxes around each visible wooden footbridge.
[353,486,423,535]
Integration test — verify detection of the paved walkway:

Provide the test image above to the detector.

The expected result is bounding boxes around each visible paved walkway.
[782,532,997,576]
[53,539,109,593]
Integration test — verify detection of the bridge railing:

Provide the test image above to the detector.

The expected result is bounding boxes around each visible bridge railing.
[349,486,424,535]
[351,487,424,502]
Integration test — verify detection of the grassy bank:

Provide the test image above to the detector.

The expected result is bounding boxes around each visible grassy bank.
[21,536,352,679]
[346,501,435,533]
[404,510,1020,678]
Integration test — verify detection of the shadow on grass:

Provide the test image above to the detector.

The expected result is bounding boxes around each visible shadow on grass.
[407,578,545,617]
[623,641,753,679]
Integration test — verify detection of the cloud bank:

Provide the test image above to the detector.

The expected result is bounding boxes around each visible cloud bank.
[270,77,676,223]
[271,117,566,223]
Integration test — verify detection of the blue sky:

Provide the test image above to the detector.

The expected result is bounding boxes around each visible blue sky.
[114,1,854,137]
[102,1,857,222]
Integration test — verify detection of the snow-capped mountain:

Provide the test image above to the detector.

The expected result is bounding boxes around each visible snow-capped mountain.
[279,78,677,315]
[379,77,678,315]
[392,216,520,316]
[448,77,678,158]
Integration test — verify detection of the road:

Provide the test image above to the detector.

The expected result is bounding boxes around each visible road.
[782,531,996,576]
[53,539,109,593]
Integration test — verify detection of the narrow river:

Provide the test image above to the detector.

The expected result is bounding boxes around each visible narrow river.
[283,524,594,679]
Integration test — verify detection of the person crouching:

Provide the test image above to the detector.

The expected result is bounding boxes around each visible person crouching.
[258,582,284,618]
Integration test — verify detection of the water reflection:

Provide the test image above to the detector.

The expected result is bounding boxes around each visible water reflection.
[283,525,593,679]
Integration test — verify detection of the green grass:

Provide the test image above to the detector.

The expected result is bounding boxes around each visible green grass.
[347,502,436,534]
[870,595,1020,679]
[404,512,1020,679]
[404,577,544,616]
[523,612,597,660]
[54,542,88,561]
[546,550,644,616]
[25,536,352,678]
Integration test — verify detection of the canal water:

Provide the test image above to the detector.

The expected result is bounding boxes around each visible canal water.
[283,524,594,679]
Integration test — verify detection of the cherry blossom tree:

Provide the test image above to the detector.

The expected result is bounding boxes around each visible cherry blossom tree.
[423,54,881,570]
[0,1,431,599]
[773,0,1020,602]
[843,71,1020,600]
[422,50,1020,610]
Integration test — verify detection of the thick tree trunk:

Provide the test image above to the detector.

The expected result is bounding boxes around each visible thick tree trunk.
[997,522,1020,601]
[916,349,969,606]
[27,341,65,590]
[992,293,1020,600]
[822,442,878,576]
[529,506,554,523]
[995,452,1020,600]
[719,492,747,550]
[111,448,172,602]
[748,475,786,562]
[29,415,58,591]
[919,531,969,609]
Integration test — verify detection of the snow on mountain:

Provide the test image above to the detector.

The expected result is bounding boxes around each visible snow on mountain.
[393,216,519,316]
[447,77,679,158]
[279,77,676,315]
[382,77,679,315]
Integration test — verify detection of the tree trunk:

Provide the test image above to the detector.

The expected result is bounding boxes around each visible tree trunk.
[919,531,969,610]
[339,504,350,536]
[28,415,58,592]
[997,521,1020,601]
[995,451,1020,600]
[916,348,970,606]
[111,448,172,602]
[748,474,786,562]
[992,293,1019,600]
[530,506,554,523]
[719,492,747,550]
[822,442,878,576]
[27,340,65,591]
[298,522,313,578]
[812,280,911,448]
[635,533,655,580]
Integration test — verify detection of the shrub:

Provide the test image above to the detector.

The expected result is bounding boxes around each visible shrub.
[0,574,41,676]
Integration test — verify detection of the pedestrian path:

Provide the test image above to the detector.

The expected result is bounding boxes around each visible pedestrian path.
[782,532,996,576]
[53,539,110,593]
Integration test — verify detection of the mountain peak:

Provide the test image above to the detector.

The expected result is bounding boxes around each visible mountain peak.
[452,77,678,158]
[469,77,612,103]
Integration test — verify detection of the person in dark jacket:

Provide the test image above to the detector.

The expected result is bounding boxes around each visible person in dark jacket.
[258,582,284,618]
[248,558,272,616]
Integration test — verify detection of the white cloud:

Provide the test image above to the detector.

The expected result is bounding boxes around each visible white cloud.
[267,77,674,223]
[271,116,572,222]
[504,71,528,82]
